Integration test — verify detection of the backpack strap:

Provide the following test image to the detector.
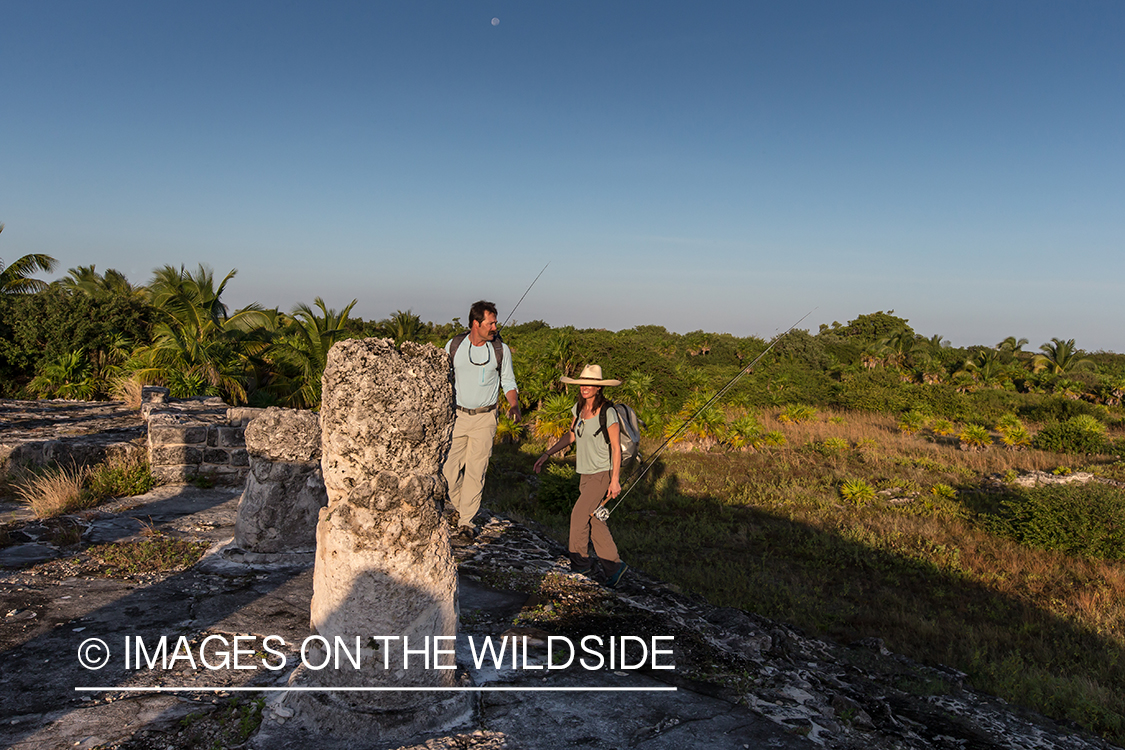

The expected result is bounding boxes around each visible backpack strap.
[449,332,469,361]
[448,331,504,377]
[595,402,612,447]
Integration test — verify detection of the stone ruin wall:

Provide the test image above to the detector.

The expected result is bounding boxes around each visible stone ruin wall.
[1,388,259,486]
[141,387,260,484]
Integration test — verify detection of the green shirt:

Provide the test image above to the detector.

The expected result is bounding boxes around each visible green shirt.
[572,404,619,475]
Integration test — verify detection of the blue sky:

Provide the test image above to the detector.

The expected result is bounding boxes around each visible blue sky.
[2,1,1123,351]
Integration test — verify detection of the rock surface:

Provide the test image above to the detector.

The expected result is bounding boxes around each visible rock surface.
[0,486,1119,750]
[292,338,467,738]
[234,408,326,553]
[0,399,146,471]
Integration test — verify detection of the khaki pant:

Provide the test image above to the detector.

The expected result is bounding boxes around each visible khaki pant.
[569,471,621,575]
[442,409,497,527]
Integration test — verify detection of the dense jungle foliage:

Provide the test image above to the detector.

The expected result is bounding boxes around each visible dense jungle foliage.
[3,264,1124,446]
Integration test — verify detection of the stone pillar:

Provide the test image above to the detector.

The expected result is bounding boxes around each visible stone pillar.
[292,338,468,738]
[234,407,326,554]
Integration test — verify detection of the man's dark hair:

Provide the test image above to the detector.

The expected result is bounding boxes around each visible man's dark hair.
[468,300,498,327]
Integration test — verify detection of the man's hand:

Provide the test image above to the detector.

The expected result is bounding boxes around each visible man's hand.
[504,390,521,422]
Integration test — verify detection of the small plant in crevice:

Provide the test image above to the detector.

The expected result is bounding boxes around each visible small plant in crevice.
[85,451,157,503]
[86,534,210,576]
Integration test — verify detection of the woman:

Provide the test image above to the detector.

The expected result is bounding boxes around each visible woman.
[533,364,628,587]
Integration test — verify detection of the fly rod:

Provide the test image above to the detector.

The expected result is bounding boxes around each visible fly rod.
[501,261,550,329]
[595,308,817,520]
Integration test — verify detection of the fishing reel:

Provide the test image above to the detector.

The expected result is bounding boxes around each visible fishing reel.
[592,506,610,521]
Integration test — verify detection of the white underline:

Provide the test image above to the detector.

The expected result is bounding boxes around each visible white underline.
[75,686,676,692]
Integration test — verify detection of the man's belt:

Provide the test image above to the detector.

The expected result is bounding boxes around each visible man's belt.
[456,403,499,415]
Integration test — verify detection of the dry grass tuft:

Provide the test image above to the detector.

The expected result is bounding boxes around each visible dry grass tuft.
[112,376,144,410]
[14,463,92,519]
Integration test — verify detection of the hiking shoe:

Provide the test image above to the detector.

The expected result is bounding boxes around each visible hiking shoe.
[450,525,477,545]
[606,562,628,588]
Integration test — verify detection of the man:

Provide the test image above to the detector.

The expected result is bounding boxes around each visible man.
[442,300,520,536]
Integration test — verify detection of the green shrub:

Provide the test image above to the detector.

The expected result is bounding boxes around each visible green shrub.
[958,424,993,449]
[778,404,817,424]
[763,430,787,447]
[999,426,1032,449]
[1032,416,1109,454]
[726,415,766,450]
[537,462,579,514]
[897,410,927,433]
[987,484,1125,560]
[819,437,850,453]
[839,478,875,505]
[931,483,958,499]
[931,418,956,436]
[85,452,157,502]
[995,413,1024,433]
[1018,396,1105,425]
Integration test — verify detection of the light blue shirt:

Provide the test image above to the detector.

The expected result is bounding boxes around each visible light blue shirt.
[445,338,518,410]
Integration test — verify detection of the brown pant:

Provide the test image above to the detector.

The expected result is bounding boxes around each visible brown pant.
[569,471,621,575]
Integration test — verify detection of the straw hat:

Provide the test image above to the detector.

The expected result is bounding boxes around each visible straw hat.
[560,364,621,387]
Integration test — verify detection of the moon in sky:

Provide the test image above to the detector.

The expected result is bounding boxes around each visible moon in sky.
[491,17,499,26]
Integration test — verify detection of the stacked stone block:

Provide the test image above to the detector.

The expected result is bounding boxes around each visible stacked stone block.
[145,398,261,484]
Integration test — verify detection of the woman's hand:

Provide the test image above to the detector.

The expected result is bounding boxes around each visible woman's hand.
[607,478,621,498]
[533,454,549,474]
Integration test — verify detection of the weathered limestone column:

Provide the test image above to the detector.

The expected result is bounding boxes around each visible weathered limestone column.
[292,338,468,738]
[233,407,326,554]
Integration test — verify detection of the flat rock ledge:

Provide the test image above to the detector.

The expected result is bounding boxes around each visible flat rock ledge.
[0,486,1118,750]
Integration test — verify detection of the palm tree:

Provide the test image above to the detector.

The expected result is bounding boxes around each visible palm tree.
[26,350,94,400]
[533,392,576,441]
[959,349,1012,388]
[58,264,144,299]
[131,265,271,403]
[620,371,656,411]
[997,336,1030,365]
[270,297,357,408]
[375,309,427,346]
[874,329,914,368]
[546,329,575,382]
[0,223,57,294]
[998,336,1028,354]
[1032,338,1093,375]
